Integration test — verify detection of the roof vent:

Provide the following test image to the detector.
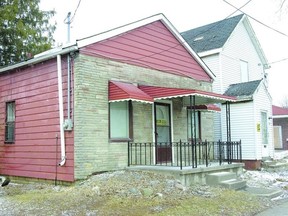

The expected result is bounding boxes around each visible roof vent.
[193,36,204,41]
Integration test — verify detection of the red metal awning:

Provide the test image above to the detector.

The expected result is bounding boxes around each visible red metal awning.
[109,81,236,105]
[109,81,154,103]
[187,104,221,112]
[138,85,236,105]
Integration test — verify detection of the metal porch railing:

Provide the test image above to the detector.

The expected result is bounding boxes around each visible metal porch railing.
[128,140,242,170]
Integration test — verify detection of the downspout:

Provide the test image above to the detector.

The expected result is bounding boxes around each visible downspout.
[67,55,71,120]
[57,55,66,166]
[63,53,73,130]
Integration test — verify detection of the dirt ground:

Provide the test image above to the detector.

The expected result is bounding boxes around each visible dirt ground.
[1,168,286,216]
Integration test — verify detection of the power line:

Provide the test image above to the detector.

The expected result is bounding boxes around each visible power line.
[223,0,288,38]
[70,0,82,23]
[64,0,82,24]
[268,57,288,65]
[137,0,253,61]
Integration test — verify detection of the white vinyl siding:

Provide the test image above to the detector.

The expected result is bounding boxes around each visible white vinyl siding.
[254,83,273,158]
[221,21,265,89]
[240,60,249,82]
[202,54,221,93]
[201,54,222,141]
[221,101,255,159]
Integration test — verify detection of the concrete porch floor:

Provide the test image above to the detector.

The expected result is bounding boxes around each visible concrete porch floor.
[127,162,245,186]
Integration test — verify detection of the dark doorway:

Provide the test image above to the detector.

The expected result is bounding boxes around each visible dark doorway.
[154,103,172,163]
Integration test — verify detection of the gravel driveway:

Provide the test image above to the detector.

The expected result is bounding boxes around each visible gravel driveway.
[1,165,288,215]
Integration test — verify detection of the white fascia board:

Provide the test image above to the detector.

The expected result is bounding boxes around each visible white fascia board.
[242,17,269,68]
[273,115,288,119]
[0,45,78,73]
[77,14,166,48]
[197,48,222,57]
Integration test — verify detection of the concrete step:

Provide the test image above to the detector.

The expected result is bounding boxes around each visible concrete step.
[243,187,283,199]
[220,179,247,190]
[206,172,246,190]
[206,172,236,185]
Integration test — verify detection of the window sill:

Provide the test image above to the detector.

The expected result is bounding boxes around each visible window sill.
[4,141,15,144]
[109,138,133,143]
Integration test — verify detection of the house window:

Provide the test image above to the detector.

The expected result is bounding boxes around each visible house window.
[187,110,200,141]
[5,101,15,143]
[109,101,132,141]
[261,111,268,144]
[240,60,249,82]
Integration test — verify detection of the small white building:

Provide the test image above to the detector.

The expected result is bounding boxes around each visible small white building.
[182,14,273,169]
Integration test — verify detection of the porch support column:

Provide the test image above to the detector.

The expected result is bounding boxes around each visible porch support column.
[226,101,232,164]
[225,102,231,142]
[189,95,197,168]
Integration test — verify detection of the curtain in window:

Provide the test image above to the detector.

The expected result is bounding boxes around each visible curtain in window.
[5,102,15,142]
[110,102,129,138]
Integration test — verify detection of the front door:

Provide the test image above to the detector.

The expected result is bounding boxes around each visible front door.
[155,103,172,163]
[261,111,269,157]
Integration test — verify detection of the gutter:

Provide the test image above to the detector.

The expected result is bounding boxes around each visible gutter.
[0,45,78,74]
[57,55,66,166]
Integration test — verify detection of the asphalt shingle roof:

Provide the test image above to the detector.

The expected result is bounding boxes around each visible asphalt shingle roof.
[181,14,244,53]
[224,80,262,100]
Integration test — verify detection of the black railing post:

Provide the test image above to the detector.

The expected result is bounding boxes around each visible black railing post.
[218,140,222,165]
[239,140,242,162]
[128,141,130,166]
[150,142,153,165]
[176,141,179,167]
[144,143,147,165]
[205,140,208,167]
[180,140,183,170]
[140,143,142,165]
[135,143,138,165]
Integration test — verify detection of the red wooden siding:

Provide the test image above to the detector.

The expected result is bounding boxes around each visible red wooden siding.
[80,21,212,82]
[0,58,74,182]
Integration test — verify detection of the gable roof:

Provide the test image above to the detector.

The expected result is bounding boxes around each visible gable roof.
[224,79,262,101]
[181,14,244,53]
[0,14,215,81]
[78,13,215,81]
[181,14,269,68]
[272,105,288,118]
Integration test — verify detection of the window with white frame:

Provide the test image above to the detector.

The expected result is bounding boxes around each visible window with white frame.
[5,101,15,143]
[261,111,268,144]
[240,60,249,82]
[109,101,132,140]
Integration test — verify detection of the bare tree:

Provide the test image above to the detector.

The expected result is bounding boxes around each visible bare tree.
[276,0,288,16]
[280,95,288,108]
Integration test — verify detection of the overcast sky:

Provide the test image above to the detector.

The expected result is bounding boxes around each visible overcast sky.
[40,0,288,106]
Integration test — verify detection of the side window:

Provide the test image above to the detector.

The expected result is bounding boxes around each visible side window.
[5,101,15,143]
[187,110,200,141]
[109,101,132,141]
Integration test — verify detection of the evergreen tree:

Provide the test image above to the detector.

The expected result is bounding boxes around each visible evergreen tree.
[0,0,56,66]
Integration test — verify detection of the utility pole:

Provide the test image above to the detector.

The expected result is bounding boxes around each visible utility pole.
[65,12,71,43]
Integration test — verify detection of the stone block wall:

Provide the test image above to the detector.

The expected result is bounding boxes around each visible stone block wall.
[73,54,214,179]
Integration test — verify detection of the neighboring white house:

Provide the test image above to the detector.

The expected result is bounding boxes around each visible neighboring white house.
[182,14,273,169]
